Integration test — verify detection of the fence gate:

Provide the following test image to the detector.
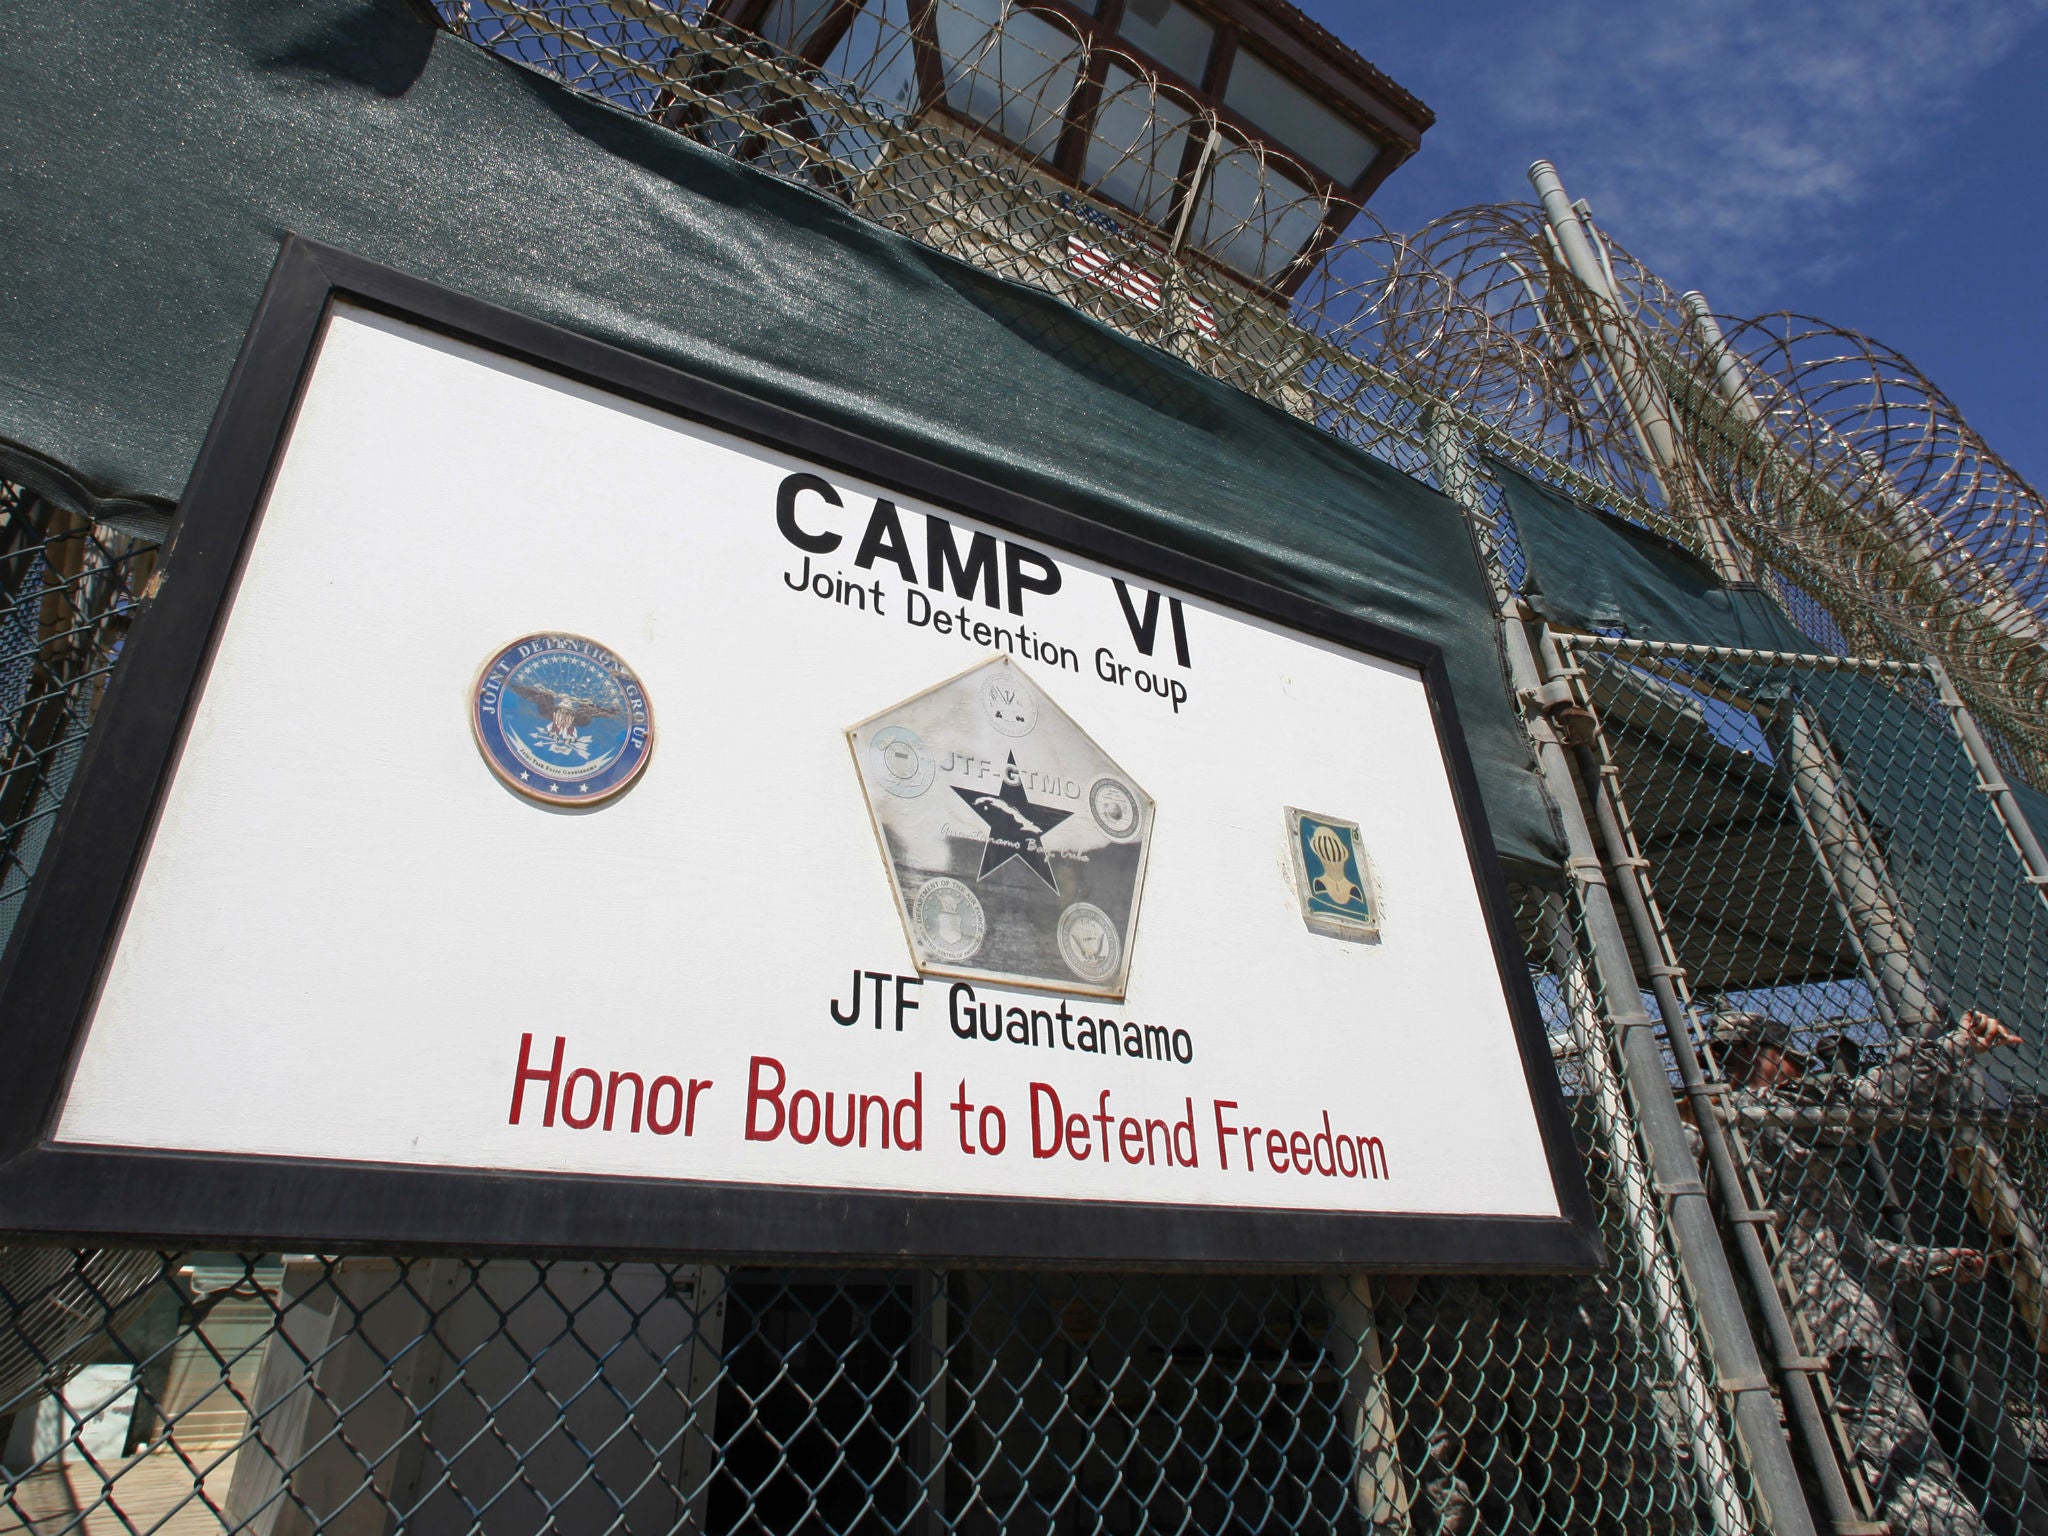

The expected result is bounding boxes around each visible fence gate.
[1549,629,2048,1536]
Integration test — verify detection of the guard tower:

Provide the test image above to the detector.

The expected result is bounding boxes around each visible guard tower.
[687,0,1431,301]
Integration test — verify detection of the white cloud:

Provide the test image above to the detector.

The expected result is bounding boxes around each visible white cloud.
[1487,0,2048,301]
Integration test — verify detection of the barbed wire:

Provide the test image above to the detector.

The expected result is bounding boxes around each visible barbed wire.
[439,0,2048,780]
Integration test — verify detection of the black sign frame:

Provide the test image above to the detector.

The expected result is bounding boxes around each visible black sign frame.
[0,238,1600,1271]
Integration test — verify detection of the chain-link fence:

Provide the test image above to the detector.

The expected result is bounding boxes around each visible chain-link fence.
[6,4,2048,1531]
[7,384,2048,1529]
[0,487,156,957]
[0,488,1783,1536]
[1551,632,2048,1535]
[0,1243,1741,1534]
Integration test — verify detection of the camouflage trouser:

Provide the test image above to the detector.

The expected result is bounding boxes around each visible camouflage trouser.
[1835,1338,1985,1536]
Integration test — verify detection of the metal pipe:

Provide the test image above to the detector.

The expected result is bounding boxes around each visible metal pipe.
[1536,895,1753,1536]
[1536,221,1669,487]
[1319,1276,1415,1531]
[1679,293,1764,429]
[1774,703,1940,1031]
[1927,653,2048,903]
[1576,199,1638,327]
[1587,636,1922,673]
[1527,163,1674,463]
[1425,408,1512,602]
[1530,163,1748,583]
[1166,128,1223,259]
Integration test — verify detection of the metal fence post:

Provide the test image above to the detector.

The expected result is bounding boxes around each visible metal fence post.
[1556,644,1883,1533]
[1535,896,1754,1536]
[1318,1276,1414,1532]
[1775,702,1941,1030]
[1529,162,1749,585]
[1426,384,1815,1532]
[1928,654,2048,905]
[379,1258,467,1528]
[913,1269,949,1536]
[677,1264,727,1536]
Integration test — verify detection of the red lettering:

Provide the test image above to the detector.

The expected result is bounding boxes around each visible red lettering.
[509,1032,565,1126]
[790,1088,821,1144]
[978,1105,1006,1156]
[1030,1083,1064,1158]
[561,1068,602,1129]
[746,1056,787,1141]
[1335,1132,1358,1177]
[648,1075,683,1135]
[605,1071,644,1133]
[1213,1100,1239,1170]
[825,1092,858,1147]
[1065,1112,1090,1161]
[952,1081,977,1154]
[687,1078,712,1137]
[1359,1135,1389,1180]
[1312,1111,1336,1176]
[894,1074,923,1149]
[856,1092,888,1148]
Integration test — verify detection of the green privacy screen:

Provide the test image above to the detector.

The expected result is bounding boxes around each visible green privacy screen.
[1497,458,2048,1081]
[0,0,1561,878]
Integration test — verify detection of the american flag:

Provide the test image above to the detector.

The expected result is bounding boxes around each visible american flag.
[1066,235,1219,339]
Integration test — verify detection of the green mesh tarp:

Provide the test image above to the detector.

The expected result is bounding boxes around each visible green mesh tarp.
[1492,460,1806,652]
[0,0,1559,877]
[1497,460,2048,1057]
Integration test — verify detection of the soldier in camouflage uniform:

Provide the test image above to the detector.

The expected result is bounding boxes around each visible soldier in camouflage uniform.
[1709,1008,2019,1536]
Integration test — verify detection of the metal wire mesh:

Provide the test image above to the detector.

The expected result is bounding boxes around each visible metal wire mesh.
[1558,632,2048,1534]
[0,473,1757,1528]
[6,5,2048,1530]
[0,487,157,955]
[0,1126,1753,1535]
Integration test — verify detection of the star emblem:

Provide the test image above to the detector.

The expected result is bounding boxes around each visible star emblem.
[953,753,1072,890]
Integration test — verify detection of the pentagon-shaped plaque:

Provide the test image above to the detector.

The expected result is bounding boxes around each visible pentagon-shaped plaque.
[849,656,1154,998]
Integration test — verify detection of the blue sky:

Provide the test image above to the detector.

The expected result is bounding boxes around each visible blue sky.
[1292,0,2048,494]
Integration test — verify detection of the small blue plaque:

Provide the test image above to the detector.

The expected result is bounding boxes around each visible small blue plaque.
[1286,808,1381,942]
[471,634,654,806]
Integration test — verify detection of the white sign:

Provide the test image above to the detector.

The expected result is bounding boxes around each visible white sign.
[48,302,1572,1242]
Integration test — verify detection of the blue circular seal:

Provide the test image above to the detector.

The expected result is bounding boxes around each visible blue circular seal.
[472,634,653,806]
